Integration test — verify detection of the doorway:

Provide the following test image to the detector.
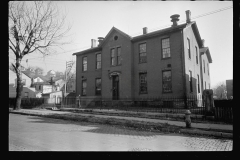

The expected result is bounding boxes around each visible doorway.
[112,75,119,100]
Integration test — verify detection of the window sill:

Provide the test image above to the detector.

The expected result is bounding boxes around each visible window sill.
[111,64,122,67]
[139,92,148,94]
[162,91,173,94]
[162,57,171,60]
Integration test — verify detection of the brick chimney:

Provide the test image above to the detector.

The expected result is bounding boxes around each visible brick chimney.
[98,37,104,46]
[170,14,180,27]
[186,10,191,23]
[143,27,148,34]
[202,39,205,47]
[91,39,97,48]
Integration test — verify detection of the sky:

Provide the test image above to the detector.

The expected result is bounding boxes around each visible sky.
[9,1,233,88]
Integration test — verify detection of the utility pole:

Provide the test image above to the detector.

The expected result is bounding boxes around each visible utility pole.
[65,61,73,97]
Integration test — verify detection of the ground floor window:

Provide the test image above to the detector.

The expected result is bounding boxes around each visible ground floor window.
[162,70,172,93]
[189,70,193,92]
[139,73,147,94]
[95,78,101,95]
[82,80,87,96]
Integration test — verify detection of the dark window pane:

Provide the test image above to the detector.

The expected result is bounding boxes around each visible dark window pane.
[139,73,147,93]
[162,71,172,92]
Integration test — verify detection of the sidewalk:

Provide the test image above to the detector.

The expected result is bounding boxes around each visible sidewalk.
[9,108,233,139]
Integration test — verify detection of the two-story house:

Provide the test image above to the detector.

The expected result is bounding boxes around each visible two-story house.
[73,10,212,107]
[9,69,38,98]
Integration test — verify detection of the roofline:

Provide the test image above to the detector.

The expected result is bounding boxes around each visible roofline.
[72,46,101,56]
[132,23,187,42]
[200,47,212,63]
[191,22,203,48]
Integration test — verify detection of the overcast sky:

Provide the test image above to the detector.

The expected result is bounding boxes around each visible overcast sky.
[9,1,233,87]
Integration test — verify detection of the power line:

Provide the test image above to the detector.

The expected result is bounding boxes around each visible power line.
[130,5,233,37]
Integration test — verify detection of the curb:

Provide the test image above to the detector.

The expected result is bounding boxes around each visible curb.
[9,110,233,139]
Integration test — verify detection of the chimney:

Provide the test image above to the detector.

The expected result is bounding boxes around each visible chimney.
[91,39,97,48]
[186,10,191,23]
[170,14,180,27]
[202,39,205,47]
[143,27,148,34]
[98,37,104,46]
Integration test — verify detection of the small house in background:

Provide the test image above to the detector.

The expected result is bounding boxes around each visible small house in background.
[47,70,56,78]
[9,69,37,98]
[42,91,62,104]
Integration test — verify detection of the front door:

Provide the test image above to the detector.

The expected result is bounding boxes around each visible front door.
[112,75,119,100]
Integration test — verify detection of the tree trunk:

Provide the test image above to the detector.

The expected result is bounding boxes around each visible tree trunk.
[14,59,22,110]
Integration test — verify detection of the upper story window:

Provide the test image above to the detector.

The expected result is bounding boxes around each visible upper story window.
[96,53,101,69]
[207,63,209,75]
[187,38,191,59]
[83,57,87,71]
[162,38,170,59]
[203,60,205,73]
[111,47,121,66]
[139,73,147,94]
[117,47,121,65]
[162,70,172,93]
[139,43,147,63]
[195,46,198,64]
[197,74,200,93]
[22,79,26,86]
[95,78,101,95]
[24,92,28,98]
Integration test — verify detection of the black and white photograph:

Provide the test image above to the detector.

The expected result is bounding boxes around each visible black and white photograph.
[9,1,233,151]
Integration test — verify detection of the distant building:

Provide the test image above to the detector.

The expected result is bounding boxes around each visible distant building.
[9,69,37,98]
[226,79,233,99]
[47,70,56,77]
[73,10,212,107]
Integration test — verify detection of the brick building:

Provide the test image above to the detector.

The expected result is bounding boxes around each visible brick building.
[73,10,212,106]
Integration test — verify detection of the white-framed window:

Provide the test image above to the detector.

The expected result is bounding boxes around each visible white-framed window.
[162,38,170,59]
[139,43,147,63]
[96,53,101,69]
[82,56,87,71]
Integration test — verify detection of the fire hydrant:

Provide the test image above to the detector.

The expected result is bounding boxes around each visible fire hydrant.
[185,110,191,128]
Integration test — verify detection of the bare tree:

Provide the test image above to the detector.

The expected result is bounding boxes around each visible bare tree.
[212,81,227,99]
[9,1,71,110]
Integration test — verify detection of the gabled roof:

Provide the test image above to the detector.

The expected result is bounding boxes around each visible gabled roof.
[98,27,132,47]
[72,27,132,56]
[200,47,212,63]
[22,71,35,79]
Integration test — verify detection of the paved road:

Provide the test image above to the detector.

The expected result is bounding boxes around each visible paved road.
[9,114,232,151]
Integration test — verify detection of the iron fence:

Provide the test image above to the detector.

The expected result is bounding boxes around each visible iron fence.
[78,95,206,115]
[214,100,233,122]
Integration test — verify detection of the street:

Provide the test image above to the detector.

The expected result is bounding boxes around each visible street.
[9,114,232,151]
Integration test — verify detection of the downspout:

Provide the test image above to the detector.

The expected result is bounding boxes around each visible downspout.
[181,29,187,108]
